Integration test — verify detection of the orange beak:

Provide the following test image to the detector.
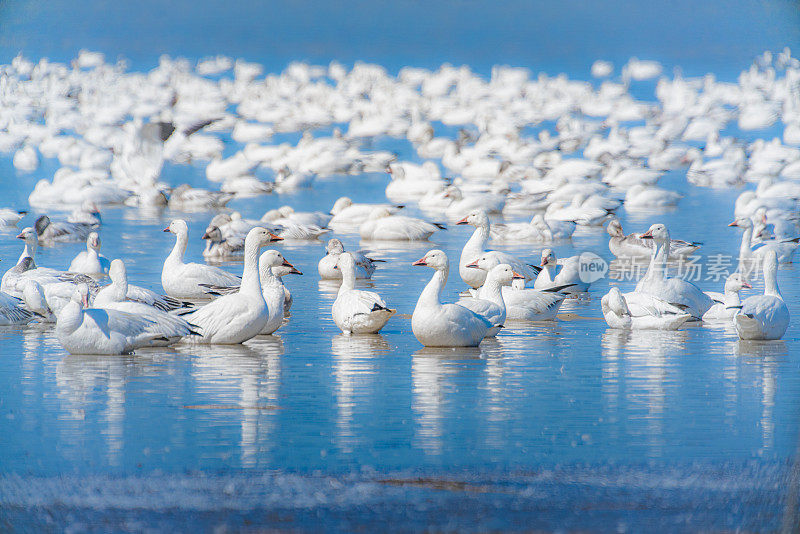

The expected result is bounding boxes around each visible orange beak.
[163,227,171,232]
[15,232,24,240]
[282,258,302,275]
[727,221,738,227]
[412,258,427,266]
[640,229,654,239]
[269,233,283,242]
[540,258,549,266]
[456,216,469,225]
[466,259,480,269]
[512,271,525,280]
[742,281,752,289]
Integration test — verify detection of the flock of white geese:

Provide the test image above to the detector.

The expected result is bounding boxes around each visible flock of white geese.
[0,49,798,353]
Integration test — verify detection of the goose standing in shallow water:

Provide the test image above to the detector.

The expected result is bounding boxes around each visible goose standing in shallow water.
[161,219,279,299]
[635,223,713,319]
[68,232,110,275]
[178,227,282,344]
[457,209,539,289]
[606,219,700,259]
[332,252,395,335]
[318,238,382,280]
[733,250,789,340]
[411,249,492,347]
[534,249,590,293]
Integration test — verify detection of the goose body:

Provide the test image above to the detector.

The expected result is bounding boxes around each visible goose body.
[318,239,380,280]
[702,273,751,321]
[734,251,789,340]
[457,264,521,336]
[411,249,491,347]
[359,207,442,241]
[607,219,700,259]
[332,252,395,334]
[601,287,690,330]
[534,249,589,293]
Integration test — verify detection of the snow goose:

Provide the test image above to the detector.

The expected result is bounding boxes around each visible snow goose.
[534,249,590,293]
[68,232,110,275]
[331,252,395,335]
[702,273,751,321]
[0,288,35,325]
[411,249,492,347]
[624,184,682,209]
[94,266,191,312]
[56,284,172,355]
[729,217,799,270]
[456,209,539,289]
[318,238,382,280]
[635,223,714,318]
[466,253,570,320]
[177,227,279,344]
[359,207,444,241]
[88,260,199,343]
[606,219,700,259]
[734,251,789,340]
[168,184,234,211]
[457,263,521,336]
[0,208,26,228]
[67,201,102,226]
[34,214,97,243]
[162,219,270,299]
[201,225,244,259]
[601,287,690,330]
[329,196,401,227]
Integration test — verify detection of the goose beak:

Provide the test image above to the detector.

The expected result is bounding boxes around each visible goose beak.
[412,258,427,266]
[283,261,302,275]
[512,271,525,280]
[269,233,283,242]
[727,221,738,227]
[456,216,469,225]
[742,281,752,289]
[163,227,171,232]
[15,232,24,240]
[640,230,654,239]
[201,230,211,239]
[466,259,481,269]
[540,258,549,266]
[81,294,89,308]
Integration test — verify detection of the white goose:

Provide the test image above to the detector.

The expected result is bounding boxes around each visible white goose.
[318,239,382,280]
[606,219,700,259]
[0,289,35,325]
[178,227,279,344]
[457,263,521,336]
[729,217,799,269]
[359,207,444,241]
[601,287,691,330]
[733,250,789,340]
[161,219,272,299]
[466,253,569,320]
[635,223,713,319]
[68,232,110,275]
[56,284,172,355]
[411,249,492,347]
[702,273,751,321]
[89,260,199,343]
[457,209,539,289]
[331,252,395,335]
[0,208,26,228]
[328,197,400,227]
[534,249,590,293]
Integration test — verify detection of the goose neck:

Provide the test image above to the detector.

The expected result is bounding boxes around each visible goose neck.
[417,266,448,308]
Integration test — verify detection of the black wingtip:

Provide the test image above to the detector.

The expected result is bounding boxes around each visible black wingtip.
[543,283,576,293]
[433,222,447,230]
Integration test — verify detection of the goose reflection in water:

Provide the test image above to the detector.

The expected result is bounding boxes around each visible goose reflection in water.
[330,333,388,452]
[180,336,284,468]
[411,345,485,456]
[736,340,787,453]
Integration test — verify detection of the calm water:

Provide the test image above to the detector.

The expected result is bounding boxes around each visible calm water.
[2,1,800,532]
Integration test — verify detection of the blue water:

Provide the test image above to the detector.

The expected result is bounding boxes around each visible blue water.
[1,1,800,532]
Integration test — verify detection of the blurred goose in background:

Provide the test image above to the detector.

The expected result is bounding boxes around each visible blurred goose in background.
[0,208,27,228]
[359,207,444,241]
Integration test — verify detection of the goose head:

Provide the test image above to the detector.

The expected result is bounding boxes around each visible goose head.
[108,258,127,283]
[728,217,753,230]
[71,283,91,309]
[278,205,295,217]
[465,253,501,271]
[540,248,557,267]
[487,263,524,286]
[164,219,189,236]
[259,249,301,274]
[413,249,448,270]
[201,225,223,242]
[725,272,752,293]
[606,219,624,237]
[330,197,353,215]
[16,226,38,247]
[604,287,630,316]
[639,223,670,243]
[368,207,393,220]
[325,238,345,255]
[86,232,101,251]
[456,209,489,228]
[245,227,283,249]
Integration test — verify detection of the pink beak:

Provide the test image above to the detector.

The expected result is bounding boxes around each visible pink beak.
[412,258,427,266]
